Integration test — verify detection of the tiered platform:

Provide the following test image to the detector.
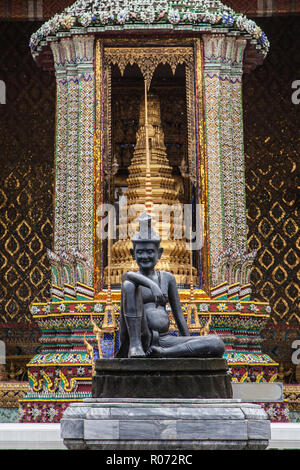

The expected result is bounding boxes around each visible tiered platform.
[19,291,280,423]
[61,398,271,450]
[61,358,271,450]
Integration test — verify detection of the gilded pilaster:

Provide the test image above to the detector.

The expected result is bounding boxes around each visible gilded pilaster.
[231,38,247,252]
[202,34,226,283]
[94,39,105,294]
[185,62,197,188]
[61,37,79,253]
[219,36,236,251]
[74,35,95,288]
[194,38,210,294]
[203,34,254,293]
[49,36,97,296]
[50,41,67,256]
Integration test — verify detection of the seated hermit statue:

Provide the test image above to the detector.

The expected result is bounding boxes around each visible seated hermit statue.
[116,213,225,359]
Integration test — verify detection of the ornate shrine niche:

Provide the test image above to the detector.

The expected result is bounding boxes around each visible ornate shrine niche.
[110,62,191,206]
[97,51,202,290]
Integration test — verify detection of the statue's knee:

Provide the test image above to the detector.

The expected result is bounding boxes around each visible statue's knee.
[122,280,136,295]
[122,280,140,313]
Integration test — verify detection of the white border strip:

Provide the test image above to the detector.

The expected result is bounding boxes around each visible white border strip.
[0,422,299,450]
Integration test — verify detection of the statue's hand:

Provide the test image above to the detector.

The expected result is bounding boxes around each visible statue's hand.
[150,283,164,307]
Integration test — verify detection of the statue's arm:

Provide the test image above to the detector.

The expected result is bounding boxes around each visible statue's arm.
[167,274,189,336]
[125,271,164,306]
[126,271,155,289]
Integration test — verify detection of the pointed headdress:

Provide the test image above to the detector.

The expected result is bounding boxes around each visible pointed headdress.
[131,212,161,245]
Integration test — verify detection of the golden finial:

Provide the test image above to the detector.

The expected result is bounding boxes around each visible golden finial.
[102,301,117,331]
[186,303,202,331]
[90,314,103,359]
[105,206,112,312]
[168,309,177,332]
[144,78,153,216]
[83,334,95,377]
[186,227,201,331]
[103,178,117,332]
[199,313,212,336]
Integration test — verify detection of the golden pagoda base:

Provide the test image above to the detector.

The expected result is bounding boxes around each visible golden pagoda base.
[108,94,198,286]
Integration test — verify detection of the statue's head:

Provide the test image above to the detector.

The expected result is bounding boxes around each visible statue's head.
[130,213,163,270]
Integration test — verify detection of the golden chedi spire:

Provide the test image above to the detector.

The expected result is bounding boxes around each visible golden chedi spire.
[106,93,198,286]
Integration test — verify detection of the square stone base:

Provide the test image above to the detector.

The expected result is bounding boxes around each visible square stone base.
[61,398,271,450]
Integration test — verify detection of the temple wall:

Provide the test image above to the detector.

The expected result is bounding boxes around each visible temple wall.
[202,33,252,296]
[0,22,54,375]
[243,17,299,369]
[0,17,299,376]
[1,0,299,20]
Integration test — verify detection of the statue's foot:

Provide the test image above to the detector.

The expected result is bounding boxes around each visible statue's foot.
[128,346,146,358]
[146,346,165,358]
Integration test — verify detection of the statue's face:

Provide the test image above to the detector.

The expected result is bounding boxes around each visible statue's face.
[131,242,163,271]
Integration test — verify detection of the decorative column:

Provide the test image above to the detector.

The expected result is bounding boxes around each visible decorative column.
[73,35,95,295]
[218,35,242,301]
[94,39,105,295]
[219,36,236,251]
[62,37,79,255]
[194,38,210,294]
[49,40,68,301]
[202,34,227,293]
[48,35,96,301]
[230,38,255,301]
[231,38,248,253]
[202,34,256,300]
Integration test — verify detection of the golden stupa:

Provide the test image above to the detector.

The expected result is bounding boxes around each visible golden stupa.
[106,93,198,286]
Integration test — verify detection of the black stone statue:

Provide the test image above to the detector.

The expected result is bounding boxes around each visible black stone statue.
[116,213,225,359]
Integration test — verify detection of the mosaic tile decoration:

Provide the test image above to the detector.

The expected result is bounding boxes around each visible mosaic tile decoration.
[202,34,253,291]
[49,35,96,293]
[219,36,236,250]
[50,41,68,255]
[231,38,248,253]
[202,35,224,267]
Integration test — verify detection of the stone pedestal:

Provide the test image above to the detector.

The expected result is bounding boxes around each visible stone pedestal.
[92,358,233,399]
[61,358,270,450]
[60,398,271,450]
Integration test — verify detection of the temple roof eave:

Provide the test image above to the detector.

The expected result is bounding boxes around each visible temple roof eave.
[32,26,267,73]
